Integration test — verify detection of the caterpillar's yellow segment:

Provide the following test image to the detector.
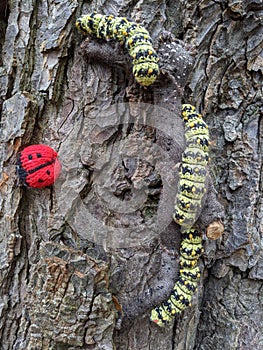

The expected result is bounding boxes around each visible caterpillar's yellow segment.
[173,209,199,228]
[179,163,207,182]
[186,134,210,152]
[180,267,201,281]
[177,179,206,200]
[151,306,173,326]
[181,228,203,244]
[76,13,160,86]
[180,242,203,261]
[184,121,209,139]
[181,104,196,116]
[177,197,196,212]
[182,148,209,166]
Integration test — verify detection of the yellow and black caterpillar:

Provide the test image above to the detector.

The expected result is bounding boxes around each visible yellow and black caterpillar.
[173,104,209,229]
[76,13,160,86]
[150,105,209,327]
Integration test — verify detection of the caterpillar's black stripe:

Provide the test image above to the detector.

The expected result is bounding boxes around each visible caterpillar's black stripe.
[150,105,209,326]
[76,13,160,86]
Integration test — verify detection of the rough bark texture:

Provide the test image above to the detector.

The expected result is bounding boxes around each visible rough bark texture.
[0,1,262,350]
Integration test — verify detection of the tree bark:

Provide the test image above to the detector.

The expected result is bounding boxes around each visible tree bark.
[0,1,262,349]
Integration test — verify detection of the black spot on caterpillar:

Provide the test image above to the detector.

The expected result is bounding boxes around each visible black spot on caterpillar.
[150,105,209,326]
[76,13,160,86]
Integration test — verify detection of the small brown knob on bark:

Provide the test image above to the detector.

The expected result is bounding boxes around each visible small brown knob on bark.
[206,220,224,240]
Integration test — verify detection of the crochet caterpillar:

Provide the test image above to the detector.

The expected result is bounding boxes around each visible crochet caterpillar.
[76,13,160,86]
[150,104,209,326]
[173,104,209,228]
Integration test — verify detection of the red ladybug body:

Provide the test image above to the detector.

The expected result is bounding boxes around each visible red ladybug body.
[17,145,61,188]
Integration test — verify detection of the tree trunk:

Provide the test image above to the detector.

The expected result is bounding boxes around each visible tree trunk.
[0,1,262,349]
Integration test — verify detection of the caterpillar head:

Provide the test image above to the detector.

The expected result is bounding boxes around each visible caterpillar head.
[133,62,160,86]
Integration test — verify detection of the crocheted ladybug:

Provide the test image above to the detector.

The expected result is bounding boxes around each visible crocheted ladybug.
[17,145,61,188]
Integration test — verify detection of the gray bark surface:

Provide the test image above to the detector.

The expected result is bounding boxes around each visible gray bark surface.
[0,1,262,350]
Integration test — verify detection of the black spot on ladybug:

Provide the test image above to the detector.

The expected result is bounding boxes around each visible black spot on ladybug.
[28,154,33,160]
[37,153,42,158]
[38,179,44,183]
[46,170,51,175]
